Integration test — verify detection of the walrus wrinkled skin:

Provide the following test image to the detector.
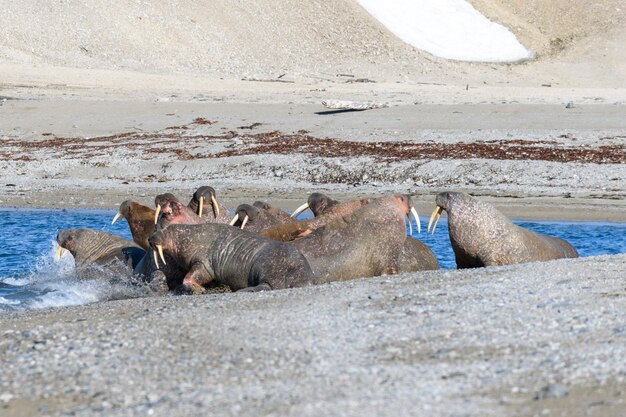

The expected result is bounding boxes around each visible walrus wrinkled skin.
[261,197,373,242]
[429,192,579,268]
[188,186,232,224]
[290,193,436,271]
[230,203,294,233]
[291,192,340,218]
[112,200,156,251]
[149,224,315,293]
[155,193,203,228]
[292,195,415,284]
[56,229,145,278]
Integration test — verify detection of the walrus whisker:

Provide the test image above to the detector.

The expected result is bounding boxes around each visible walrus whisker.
[211,195,220,217]
[291,202,309,218]
[198,196,204,217]
[111,212,122,225]
[406,214,412,236]
[153,249,160,269]
[241,215,249,230]
[156,244,167,266]
[154,204,161,225]
[411,206,421,234]
[428,206,443,234]
[229,213,239,226]
[55,245,64,261]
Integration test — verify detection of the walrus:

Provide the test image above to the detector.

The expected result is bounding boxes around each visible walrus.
[56,229,145,278]
[398,237,440,272]
[229,203,295,233]
[291,192,340,218]
[111,200,156,250]
[253,201,297,224]
[187,186,232,224]
[149,223,314,293]
[292,194,424,284]
[154,193,203,228]
[260,197,375,242]
[428,192,579,268]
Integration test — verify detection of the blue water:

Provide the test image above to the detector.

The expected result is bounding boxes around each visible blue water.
[0,209,624,312]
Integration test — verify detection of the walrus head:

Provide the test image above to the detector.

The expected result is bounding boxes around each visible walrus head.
[154,193,185,226]
[111,200,156,250]
[428,192,490,235]
[190,186,221,218]
[147,230,169,269]
[291,192,340,218]
[56,229,76,260]
[230,204,282,233]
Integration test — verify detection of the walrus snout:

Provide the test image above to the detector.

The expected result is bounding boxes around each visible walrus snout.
[392,194,420,235]
[230,204,259,229]
[193,187,220,218]
[148,232,167,269]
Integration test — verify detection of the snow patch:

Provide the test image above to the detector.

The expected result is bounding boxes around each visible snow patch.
[357,0,532,62]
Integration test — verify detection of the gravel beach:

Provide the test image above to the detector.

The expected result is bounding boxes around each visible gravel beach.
[1,255,625,417]
[1,1,625,416]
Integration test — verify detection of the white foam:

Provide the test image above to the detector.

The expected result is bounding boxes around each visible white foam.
[0,296,20,306]
[1,242,152,311]
[356,0,532,62]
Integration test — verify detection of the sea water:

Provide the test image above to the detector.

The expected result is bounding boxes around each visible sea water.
[0,208,624,312]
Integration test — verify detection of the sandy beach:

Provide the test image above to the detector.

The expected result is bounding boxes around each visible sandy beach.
[1,1,625,416]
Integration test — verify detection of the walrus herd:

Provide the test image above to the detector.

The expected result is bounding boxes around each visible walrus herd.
[56,188,578,295]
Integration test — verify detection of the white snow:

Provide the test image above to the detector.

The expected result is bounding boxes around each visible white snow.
[356,0,532,62]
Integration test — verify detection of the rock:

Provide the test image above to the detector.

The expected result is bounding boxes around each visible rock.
[534,383,568,400]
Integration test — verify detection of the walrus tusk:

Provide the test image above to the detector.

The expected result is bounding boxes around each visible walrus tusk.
[156,244,167,266]
[411,206,421,234]
[154,204,161,224]
[211,195,220,217]
[240,215,249,230]
[153,249,159,269]
[111,212,122,225]
[229,213,239,226]
[428,206,443,234]
[198,196,204,217]
[291,202,309,218]
[55,245,64,261]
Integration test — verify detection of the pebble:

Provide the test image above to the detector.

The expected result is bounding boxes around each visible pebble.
[534,383,569,400]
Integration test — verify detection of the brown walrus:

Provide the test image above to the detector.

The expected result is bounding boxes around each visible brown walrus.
[292,195,425,284]
[253,201,297,224]
[261,197,374,242]
[289,193,436,272]
[56,229,145,278]
[187,186,232,224]
[428,192,579,268]
[149,223,314,293]
[111,200,156,251]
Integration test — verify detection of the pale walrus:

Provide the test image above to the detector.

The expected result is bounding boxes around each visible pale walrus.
[149,223,315,293]
[154,193,203,228]
[428,192,579,268]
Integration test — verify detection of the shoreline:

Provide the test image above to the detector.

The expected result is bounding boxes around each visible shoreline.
[1,194,625,223]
